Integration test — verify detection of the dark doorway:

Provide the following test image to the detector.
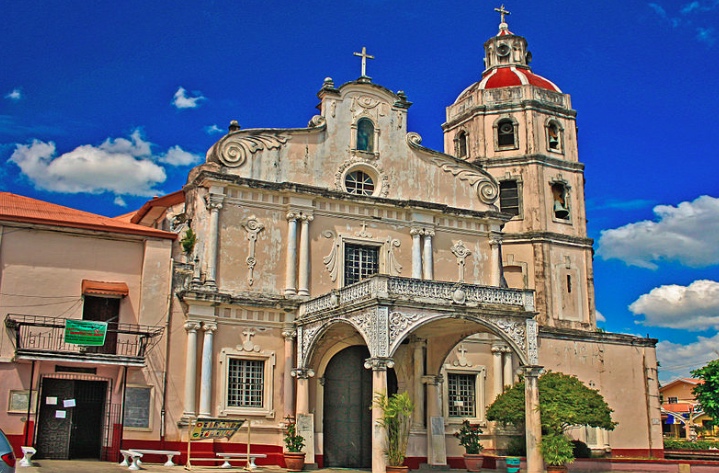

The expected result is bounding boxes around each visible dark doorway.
[83,296,119,354]
[36,378,107,460]
[322,346,397,468]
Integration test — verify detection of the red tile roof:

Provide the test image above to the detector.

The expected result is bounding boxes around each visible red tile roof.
[0,192,176,240]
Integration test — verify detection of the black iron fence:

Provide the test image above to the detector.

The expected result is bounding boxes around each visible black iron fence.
[5,314,163,359]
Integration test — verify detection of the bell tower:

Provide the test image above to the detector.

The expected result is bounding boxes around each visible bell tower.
[442,6,596,330]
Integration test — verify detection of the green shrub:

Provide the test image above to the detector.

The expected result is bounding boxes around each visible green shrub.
[664,438,719,450]
[572,439,592,458]
[506,436,526,457]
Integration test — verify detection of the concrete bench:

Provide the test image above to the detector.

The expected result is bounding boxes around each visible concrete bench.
[18,446,36,467]
[216,452,267,469]
[129,449,181,467]
[119,450,143,471]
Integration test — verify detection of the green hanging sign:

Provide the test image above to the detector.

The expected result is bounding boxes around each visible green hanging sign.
[64,319,108,346]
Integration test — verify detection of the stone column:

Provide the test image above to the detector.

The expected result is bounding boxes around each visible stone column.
[182,321,201,418]
[424,374,446,466]
[490,237,501,287]
[503,348,514,388]
[285,213,298,296]
[411,228,423,279]
[523,365,544,473]
[491,344,504,400]
[422,229,434,280]
[412,338,426,429]
[365,357,393,473]
[198,322,217,417]
[282,327,297,419]
[293,368,314,415]
[297,214,313,296]
[204,192,225,289]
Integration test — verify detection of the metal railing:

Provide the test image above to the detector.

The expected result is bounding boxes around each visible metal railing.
[5,314,163,359]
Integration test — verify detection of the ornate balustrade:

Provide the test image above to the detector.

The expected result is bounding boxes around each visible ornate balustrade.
[299,275,534,319]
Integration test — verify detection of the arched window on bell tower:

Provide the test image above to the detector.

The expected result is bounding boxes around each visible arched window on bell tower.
[551,182,570,221]
[356,117,375,152]
[494,117,518,151]
[455,130,468,159]
[546,120,564,154]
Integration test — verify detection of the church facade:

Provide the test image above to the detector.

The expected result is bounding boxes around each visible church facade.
[0,11,663,473]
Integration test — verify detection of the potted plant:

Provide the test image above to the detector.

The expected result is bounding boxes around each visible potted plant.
[373,391,414,472]
[453,420,484,471]
[539,433,574,473]
[283,416,306,472]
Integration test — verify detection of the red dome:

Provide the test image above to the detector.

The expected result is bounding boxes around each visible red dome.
[478,66,561,92]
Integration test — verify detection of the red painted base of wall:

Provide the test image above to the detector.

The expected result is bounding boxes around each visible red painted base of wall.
[611,448,665,459]
[118,440,283,467]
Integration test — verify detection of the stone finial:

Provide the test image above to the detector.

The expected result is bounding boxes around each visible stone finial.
[228,120,241,132]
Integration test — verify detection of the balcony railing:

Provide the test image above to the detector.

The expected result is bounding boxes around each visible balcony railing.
[5,314,164,365]
[299,275,535,319]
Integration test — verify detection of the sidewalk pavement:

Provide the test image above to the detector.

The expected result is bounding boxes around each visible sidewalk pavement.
[19,460,435,473]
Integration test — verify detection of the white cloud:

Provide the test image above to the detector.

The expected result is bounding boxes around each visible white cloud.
[9,130,170,197]
[657,333,719,383]
[205,124,224,135]
[696,26,717,45]
[114,196,127,207]
[159,146,201,166]
[597,195,719,269]
[630,280,719,330]
[172,86,206,109]
[595,310,606,323]
[5,89,22,101]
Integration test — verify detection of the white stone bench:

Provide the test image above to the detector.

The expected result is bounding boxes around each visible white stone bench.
[216,452,267,469]
[129,449,181,467]
[119,450,143,471]
[18,446,36,467]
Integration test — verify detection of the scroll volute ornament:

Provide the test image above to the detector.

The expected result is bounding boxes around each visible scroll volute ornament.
[207,132,289,168]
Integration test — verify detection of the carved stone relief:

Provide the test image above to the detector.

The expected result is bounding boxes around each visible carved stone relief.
[242,216,264,286]
[210,133,289,168]
[451,240,472,282]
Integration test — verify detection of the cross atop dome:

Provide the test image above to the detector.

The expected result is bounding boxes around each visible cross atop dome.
[494,4,513,36]
[494,4,510,24]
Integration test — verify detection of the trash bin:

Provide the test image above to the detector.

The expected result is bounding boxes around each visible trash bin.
[506,456,520,473]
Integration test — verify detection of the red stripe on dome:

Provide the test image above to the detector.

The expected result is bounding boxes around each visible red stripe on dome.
[480,67,561,92]
[483,67,523,88]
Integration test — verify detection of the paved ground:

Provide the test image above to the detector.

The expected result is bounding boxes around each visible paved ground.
[19,461,394,473]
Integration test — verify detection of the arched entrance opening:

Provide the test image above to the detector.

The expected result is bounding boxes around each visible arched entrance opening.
[322,345,397,468]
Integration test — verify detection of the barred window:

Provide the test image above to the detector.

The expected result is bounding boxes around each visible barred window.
[448,373,476,418]
[344,244,379,285]
[227,358,264,408]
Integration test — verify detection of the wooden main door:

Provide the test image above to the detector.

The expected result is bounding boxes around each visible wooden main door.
[322,346,397,468]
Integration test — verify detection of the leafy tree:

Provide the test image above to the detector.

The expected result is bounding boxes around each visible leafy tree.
[691,359,719,422]
[487,371,616,435]
[487,371,616,466]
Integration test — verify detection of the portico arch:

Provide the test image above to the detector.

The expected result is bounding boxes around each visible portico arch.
[295,276,542,473]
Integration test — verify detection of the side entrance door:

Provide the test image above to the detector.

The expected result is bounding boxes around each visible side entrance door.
[36,378,107,459]
[322,345,397,468]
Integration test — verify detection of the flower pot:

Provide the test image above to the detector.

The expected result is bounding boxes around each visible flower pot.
[386,466,409,473]
[505,456,520,473]
[284,452,306,472]
[545,465,568,473]
[463,453,484,472]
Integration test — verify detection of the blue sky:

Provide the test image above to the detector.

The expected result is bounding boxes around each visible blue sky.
[2,1,718,383]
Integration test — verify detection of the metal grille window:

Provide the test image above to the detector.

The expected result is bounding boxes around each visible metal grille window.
[345,170,375,196]
[344,244,379,285]
[227,358,264,408]
[499,180,520,217]
[448,373,476,418]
